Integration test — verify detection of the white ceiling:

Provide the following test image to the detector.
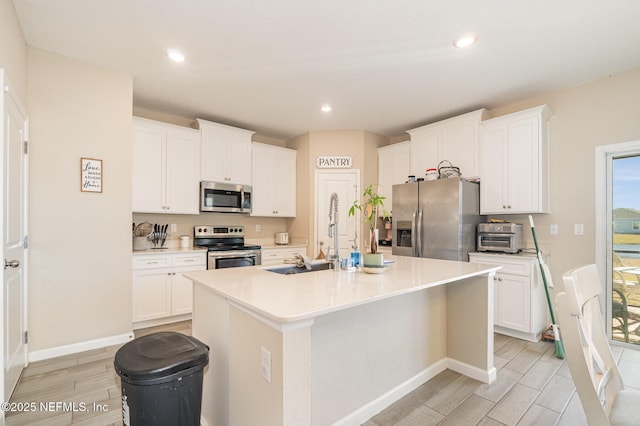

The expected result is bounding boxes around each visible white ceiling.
[12,0,640,139]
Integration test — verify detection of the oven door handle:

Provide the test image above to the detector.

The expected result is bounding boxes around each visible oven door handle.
[209,251,256,259]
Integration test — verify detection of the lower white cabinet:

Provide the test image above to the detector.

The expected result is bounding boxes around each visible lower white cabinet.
[261,246,307,266]
[131,251,206,327]
[469,253,548,342]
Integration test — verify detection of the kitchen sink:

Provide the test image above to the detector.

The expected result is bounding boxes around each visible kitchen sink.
[265,261,333,275]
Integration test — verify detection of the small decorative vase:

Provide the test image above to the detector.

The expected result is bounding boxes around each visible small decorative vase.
[363,253,384,267]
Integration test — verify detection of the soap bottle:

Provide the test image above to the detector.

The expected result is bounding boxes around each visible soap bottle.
[350,237,361,270]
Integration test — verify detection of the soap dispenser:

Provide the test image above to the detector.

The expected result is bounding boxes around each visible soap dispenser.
[350,235,361,270]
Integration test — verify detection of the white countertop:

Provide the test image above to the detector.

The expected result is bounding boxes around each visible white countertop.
[184,255,500,323]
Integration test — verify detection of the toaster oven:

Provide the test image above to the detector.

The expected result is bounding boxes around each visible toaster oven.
[477,223,523,254]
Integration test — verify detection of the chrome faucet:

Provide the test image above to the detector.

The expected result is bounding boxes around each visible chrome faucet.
[327,192,340,269]
[284,254,313,270]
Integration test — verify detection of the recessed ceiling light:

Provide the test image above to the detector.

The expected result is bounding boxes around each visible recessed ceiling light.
[321,105,332,113]
[167,49,186,62]
[453,34,476,48]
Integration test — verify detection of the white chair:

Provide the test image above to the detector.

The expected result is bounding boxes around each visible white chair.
[557,264,640,425]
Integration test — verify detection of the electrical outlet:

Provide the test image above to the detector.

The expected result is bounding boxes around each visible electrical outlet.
[170,223,177,232]
[260,347,271,383]
[574,224,584,236]
[256,224,261,233]
[550,224,558,235]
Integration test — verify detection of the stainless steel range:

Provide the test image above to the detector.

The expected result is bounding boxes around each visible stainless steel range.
[194,225,261,270]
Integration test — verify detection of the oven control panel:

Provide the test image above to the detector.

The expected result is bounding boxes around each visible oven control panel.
[194,225,245,238]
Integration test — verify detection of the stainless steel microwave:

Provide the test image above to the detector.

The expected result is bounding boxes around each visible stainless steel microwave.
[200,181,252,214]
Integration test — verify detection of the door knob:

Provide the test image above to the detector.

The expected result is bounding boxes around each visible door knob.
[4,259,20,269]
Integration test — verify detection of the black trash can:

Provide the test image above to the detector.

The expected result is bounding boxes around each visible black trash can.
[114,332,209,426]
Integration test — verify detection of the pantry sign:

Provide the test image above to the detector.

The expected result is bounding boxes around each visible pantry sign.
[316,155,352,169]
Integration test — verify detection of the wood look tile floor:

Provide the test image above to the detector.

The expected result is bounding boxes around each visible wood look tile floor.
[5,321,192,426]
[5,322,639,425]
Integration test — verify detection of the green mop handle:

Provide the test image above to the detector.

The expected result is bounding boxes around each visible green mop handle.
[529,215,557,325]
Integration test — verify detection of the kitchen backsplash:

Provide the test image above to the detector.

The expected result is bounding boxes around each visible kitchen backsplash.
[132,213,294,245]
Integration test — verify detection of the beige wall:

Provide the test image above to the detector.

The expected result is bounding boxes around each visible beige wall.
[0,0,27,100]
[287,132,311,242]
[479,69,640,287]
[287,130,389,253]
[27,48,134,351]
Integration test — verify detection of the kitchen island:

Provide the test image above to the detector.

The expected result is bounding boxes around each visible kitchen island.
[184,256,500,426]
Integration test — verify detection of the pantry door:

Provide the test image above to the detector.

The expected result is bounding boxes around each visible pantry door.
[314,170,360,259]
[1,70,29,400]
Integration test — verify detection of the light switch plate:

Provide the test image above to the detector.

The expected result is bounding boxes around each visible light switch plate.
[550,224,558,235]
[574,224,584,235]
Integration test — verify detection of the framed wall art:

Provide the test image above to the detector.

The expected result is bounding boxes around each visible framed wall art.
[80,157,102,193]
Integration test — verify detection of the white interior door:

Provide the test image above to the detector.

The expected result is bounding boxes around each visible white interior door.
[2,70,28,400]
[314,170,360,259]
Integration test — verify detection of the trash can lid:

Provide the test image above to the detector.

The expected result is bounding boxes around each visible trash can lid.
[114,332,209,382]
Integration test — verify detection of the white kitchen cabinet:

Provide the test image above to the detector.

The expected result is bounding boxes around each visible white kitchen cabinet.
[131,251,206,328]
[469,253,548,342]
[479,105,552,214]
[408,109,490,179]
[251,142,297,217]
[377,142,410,211]
[132,117,201,214]
[261,246,307,266]
[195,119,254,185]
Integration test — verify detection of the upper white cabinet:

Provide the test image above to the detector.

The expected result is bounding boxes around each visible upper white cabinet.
[132,117,201,214]
[377,142,411,212]
[251,142,297,217]
[479,105,552,215]
[195,119,254,185]
[408,109,490,179]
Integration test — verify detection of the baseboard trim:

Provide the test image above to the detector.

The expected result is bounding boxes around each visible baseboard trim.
[28,332,134,363]
[494,326,541,343]
[334,356,496,425]
[132,313,191,330]
[334,358,449,426]
[447,358,497,384]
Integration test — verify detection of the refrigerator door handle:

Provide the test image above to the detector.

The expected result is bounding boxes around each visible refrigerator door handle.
[417,208,424,257]
[411,209,418,257]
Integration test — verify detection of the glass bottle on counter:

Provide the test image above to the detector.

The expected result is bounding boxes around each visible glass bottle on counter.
[350,236,361,270]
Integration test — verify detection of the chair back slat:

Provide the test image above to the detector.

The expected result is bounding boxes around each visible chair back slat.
[558,264,625,425]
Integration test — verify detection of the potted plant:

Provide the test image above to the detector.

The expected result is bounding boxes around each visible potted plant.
[349,184,389,266]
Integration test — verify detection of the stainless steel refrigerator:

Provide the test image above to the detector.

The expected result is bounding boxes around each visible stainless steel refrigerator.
[391,178,484,261]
